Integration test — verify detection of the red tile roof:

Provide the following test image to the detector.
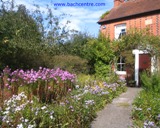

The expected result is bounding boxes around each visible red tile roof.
[98,0,160,24]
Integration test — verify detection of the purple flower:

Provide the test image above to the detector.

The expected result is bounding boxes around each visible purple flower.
[69,106,74,111]
[103,82,108,87]
[69,106,73,109]
[65,100,69,104]
[144,120,155,128]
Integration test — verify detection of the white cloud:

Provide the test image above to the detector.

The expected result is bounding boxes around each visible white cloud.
[14,0,49,13]
[57,7,108,31]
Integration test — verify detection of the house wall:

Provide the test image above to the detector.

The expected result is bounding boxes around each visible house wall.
[100,13,160,40]
[100,12,160,84]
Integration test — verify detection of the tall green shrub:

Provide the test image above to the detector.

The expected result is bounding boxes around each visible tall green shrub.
[141,72,160,93]
[87,34,115,78]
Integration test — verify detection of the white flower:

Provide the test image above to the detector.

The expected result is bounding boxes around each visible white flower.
[41,106,47,110]
[6,120,10,123]
[84,90,89,94]
[134,107,142,111]
[101,91,109,95]
[35,111,38,116]
[45,110,49,113]
[60,102,65,106]
[24,119,29,122]
[50,115,53,119]
[75,85,80,89]
[3,111,9,115]
[15,106,21,112]
[16,123,23,128]
[147,108,151,111]
[15,96,21,101]
[5,107,10,111]
[20,117,24,121]
[85,100,95,105]
[28,124,36,128]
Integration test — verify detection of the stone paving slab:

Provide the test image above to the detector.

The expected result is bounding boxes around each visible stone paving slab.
[91,87,142,128]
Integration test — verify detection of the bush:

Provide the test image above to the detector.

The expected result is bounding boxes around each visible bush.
[94,60,111,78]
[51,55,89,74]
[141,72,160,93]
[86,34,115,78]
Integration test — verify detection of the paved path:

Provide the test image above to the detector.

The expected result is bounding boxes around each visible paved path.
[91,87,142,128]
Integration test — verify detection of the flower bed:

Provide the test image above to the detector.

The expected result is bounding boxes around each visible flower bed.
[132,72,160,128]
[0,67,75,103]
[132,91,160,128]
[0,67,127,127]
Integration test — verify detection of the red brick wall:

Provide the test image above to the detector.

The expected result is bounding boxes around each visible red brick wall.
[100,13,160,40]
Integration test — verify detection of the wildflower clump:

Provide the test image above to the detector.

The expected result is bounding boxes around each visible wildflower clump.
[0,67,76,103]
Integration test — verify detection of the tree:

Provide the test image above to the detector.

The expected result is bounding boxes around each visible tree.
[0,1,76,70]
[63,32,92,57]
[0,4,42,70]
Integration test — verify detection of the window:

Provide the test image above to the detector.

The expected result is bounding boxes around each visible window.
[118,29,126,39]
[117,56,125,71]
[115,24,126,39]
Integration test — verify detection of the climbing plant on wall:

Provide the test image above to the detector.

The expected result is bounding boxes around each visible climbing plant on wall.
[113,28,160,71]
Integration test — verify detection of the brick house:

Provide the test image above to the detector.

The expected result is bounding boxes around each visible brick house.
[98,0,160,86]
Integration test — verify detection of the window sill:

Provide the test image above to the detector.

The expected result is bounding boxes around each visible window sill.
[115,71,126,75]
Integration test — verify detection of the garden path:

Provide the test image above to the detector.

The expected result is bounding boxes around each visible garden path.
[91,87,142,128]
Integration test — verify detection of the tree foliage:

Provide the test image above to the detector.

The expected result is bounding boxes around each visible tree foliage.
[86,34,115,77]
[113,28,160,57]
[0,4,42,70]
[64,32,92,57]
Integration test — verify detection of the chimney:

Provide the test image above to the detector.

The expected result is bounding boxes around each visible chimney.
[114,0,124,7]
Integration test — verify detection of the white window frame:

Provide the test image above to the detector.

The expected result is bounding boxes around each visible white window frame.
[116,56,126,75]
[115,23,126,39]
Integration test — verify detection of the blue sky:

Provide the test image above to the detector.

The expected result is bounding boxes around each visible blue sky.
[7,0,113,37]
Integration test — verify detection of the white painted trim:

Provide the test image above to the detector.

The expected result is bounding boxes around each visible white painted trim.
[116,71,127,75]
[151,56,156,73]
[132,49,139,86]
